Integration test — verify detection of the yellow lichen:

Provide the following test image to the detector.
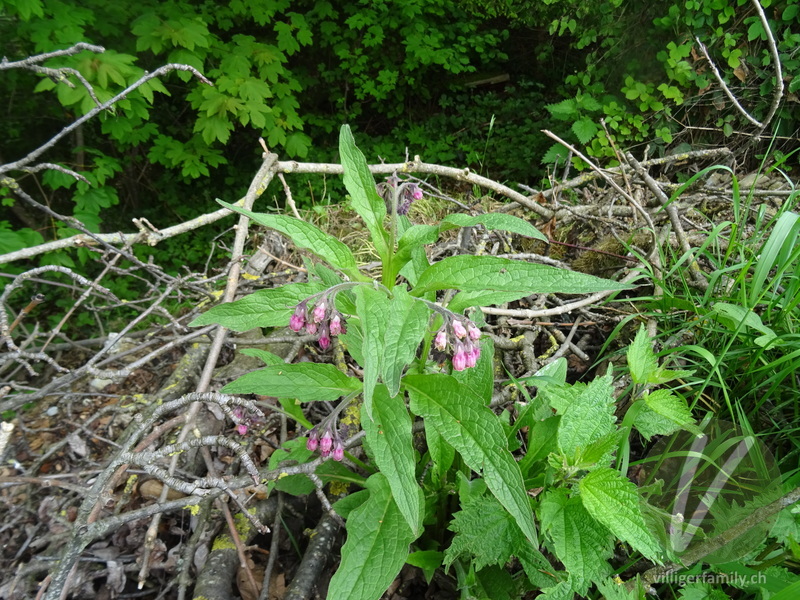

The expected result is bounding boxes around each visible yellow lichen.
[329,481,350,496]
[123,474,139,495]
[212,534,236,551]
[340,402,361,428]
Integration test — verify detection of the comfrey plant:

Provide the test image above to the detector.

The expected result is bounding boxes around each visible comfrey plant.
[192,126,662,600]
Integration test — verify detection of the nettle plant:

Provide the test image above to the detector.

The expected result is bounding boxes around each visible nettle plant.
[193,126,697,599]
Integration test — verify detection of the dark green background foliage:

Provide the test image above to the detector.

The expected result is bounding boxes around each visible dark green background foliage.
[1,0,797,273]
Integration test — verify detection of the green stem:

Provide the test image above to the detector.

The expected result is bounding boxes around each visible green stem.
[383,179,400,289]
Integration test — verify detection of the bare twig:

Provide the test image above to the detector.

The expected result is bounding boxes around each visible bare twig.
[694,36,762,128]
[0,62,212,176]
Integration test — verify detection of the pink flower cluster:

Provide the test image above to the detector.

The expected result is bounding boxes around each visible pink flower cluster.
[289,297,347,350]
[306,425,345,461]
[434,318,482,371]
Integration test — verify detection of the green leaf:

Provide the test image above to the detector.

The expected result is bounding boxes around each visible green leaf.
[424,423,455,486]
[405,374,538,545]
[216,200,360,277]
[413,256,632,295]
[640,389,701,437]
[189,282,326,330]
[339,125,389,262]
[447,290,533,313]
[444,492,524,570]
[240,348,284,366]
[557,374,616,460]
[452,337,494,402]
[381,286,430,397]
[363,386,424,535]
[332,489,370,519]
[221,363,361,401]
[395,216,547,279]
[632,400,683,440]
[439,213,548,241]
[406,551,443,584]
[627,325,658,385]
[328,473,417,600]
[395,225,440,275]
[540,488,613,594]
[572,117,599,145]
[278,397,313,429]
[355,285,390,419]
[579,467,663,563]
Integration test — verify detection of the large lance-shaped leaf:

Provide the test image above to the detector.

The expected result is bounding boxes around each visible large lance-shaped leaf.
[439,213,547,241]
[189,282,326,330]
[328,473,417,600]
[221,363,361,401]
[446,290,536,313]
[363,385,424,535]
[381,286,430,397]
[339,125,389,261]
[404,374,538,545]
[393,214,546,281]
[413,255,632,295]
[354,285,390,419]
[579,467,663,563]
[217,200,361,277]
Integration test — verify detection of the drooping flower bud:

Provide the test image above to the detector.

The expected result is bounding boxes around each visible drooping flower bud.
[412,186,424,200]
[467,323,481,341]
[464,343,477,368]
[332,444,345,462]
[312,300,327,323]
[320,430,333,453]
[307,431,319,452]
[329,313,343,336]
[305,322,318,335]
[434,329,448,351]
[236,423,249,435]
[318,323,331,350]
[452,320,467,339]
[452,342,468,371]
[471,344,481,363]
[289,302,307,332]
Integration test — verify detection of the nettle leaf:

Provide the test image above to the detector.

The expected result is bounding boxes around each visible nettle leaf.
[217,200,361,278]
[540,488,613,595]
[221,363,361,401]
[328,473,417,600]
[413,256,631,295]
[632,401,683,441]
[381,286,430,397]
[339,125,389,262]
[572,117,599,145]
[405,374,538,545]
[639,389,701,437]
[579,467,663,563]
[363,386,424,535]
[557,374,617,460]
[355,286,390,419]
[444,493,523,570]
[627,325,658,384]
[189,282,325,330]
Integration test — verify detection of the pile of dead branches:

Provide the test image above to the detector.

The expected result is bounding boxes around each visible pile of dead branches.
[2,44,796,600]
